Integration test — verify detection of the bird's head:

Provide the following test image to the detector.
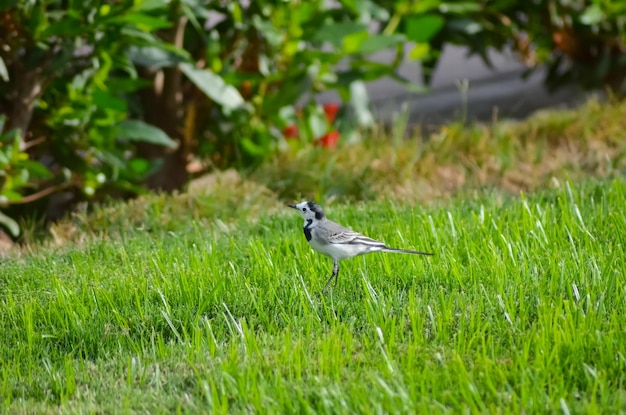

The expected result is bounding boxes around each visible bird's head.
[287,201,325,221]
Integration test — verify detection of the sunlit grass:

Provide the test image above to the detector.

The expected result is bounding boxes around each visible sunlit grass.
[12,97,626,247]
[1,178,625,413]
[253,97,626,203]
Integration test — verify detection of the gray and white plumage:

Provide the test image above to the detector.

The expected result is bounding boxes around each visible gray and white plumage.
[287,201,433,291]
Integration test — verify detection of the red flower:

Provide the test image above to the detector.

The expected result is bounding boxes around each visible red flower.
[323,103,340,123]
[316,130,340,149]
[283,124,299,140]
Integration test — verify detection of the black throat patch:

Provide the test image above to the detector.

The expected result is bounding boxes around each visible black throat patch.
[303,219,313,241]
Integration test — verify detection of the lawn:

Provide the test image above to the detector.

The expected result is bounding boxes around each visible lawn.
[1,176,625,413]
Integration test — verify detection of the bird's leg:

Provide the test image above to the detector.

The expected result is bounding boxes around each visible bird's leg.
[322,260,340,292]
[333,260,339,287]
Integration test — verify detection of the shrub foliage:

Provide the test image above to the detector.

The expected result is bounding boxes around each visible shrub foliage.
[0,0,624,237]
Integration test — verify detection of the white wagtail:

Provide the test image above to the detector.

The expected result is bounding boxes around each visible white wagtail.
[287,201,433,291]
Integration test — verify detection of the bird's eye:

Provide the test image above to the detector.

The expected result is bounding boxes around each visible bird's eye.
[302,208,307,212]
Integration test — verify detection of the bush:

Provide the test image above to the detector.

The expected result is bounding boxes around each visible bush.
[1,0,428,237]
[424,1,626,92]
[1,0,625,238]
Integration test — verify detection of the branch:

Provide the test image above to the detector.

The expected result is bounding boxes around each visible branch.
[21,136,46,151]
[9,182,73,205]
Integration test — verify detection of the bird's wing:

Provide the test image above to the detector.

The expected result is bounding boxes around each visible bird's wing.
[324,221,386,247]
[326,230,363,244]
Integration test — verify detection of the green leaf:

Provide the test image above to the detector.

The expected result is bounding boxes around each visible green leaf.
[350,81,374,127]
[14,168,29,187]
[341,0,389,19]
[357,34,405,55]
[312,22,367,48]
[180,64,244,112]
[336,70,365,87]
[447,18,483,35]
[438,2,483,13]
[41,16,83,37]
[135,0,169,11]
[253,16,285,48]
[100,151,128,170]
[361,0,390,20]
[111,13,172,31]
[116,120,177,148]
[240,137,266,156]
[292,3,317,25]
[21,160,53,179]
[308,109,327,140]
[408,43,430,60]
[27,2,48,39]
[580,5,604,25]
[230,2,243,24]
[10,132,22,156]
[0,210,19,237]
[127,46,187,68]
[410,0,443,14]
[128,158,151,175]
[119,27,170,48]
[347,59,395,80]
[278,106,297,125]
[342,31,370,54]
[1,189,22,202]
[93,89,128,112]
[404,14,445,43]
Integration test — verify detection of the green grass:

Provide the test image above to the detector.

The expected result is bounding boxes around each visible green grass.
[250,97,626,203]
[1,178,625,413]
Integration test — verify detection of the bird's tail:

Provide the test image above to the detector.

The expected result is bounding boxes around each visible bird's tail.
[382,246,434,256]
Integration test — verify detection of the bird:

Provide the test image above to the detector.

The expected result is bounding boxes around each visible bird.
[287,201,433,291]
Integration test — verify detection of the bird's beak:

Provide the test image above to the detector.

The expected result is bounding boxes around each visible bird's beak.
[286,203,297,209]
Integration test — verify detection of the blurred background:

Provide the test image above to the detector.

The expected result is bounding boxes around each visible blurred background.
[1,0,624,238]
[319,43,592,125]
